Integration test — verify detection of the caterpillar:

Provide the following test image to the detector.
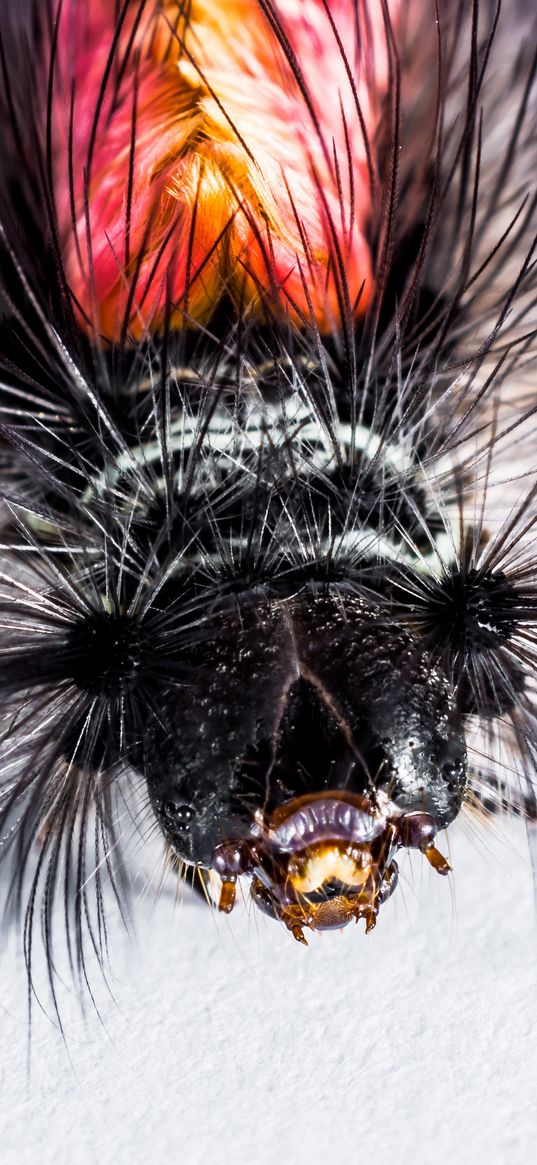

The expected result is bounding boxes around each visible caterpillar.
[0,0,536,1012]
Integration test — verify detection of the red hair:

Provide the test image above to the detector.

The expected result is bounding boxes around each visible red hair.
[53,1,398,341]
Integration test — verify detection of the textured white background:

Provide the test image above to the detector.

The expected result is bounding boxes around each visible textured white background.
[1,816,536,1165]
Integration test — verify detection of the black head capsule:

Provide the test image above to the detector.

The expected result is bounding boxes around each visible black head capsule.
[144,593,466,943]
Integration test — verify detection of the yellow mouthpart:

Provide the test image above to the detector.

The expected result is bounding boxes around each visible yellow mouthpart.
[289,845,371,895]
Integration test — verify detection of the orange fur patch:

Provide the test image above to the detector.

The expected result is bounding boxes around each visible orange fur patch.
[54,1,397,341]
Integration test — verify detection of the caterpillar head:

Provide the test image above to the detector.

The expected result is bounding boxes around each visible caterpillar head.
[145,593,465,941]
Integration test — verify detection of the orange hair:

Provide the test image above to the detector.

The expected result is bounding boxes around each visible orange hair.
[54,1,397,342]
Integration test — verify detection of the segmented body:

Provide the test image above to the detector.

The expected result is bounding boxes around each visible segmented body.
[0,0,536,986]
[88,355,448,572]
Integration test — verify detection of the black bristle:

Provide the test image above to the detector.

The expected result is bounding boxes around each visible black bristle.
[420,568,520,652]
[66,609,150,696]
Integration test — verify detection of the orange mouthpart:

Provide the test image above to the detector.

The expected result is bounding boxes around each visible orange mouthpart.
[53,1,399,342]
[212,790,452,944]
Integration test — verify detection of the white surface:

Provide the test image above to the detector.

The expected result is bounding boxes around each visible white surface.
[1,816,536,1165]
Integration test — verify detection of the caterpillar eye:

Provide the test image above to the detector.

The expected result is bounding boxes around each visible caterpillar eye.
[161,801,196,831]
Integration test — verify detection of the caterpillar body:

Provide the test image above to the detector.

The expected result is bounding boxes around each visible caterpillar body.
[0,0,536,1003]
